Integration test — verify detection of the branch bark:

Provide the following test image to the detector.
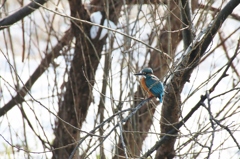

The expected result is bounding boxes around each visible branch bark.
[0,0,47,30]
[180,0,194,50]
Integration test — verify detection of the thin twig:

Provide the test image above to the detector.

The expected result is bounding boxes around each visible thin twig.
[32,2,173,61]
[141,42,240,158]
[0,29,73,117]
[118,119,129,159]
[69,97,152,159]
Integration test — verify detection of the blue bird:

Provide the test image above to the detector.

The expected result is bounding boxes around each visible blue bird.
[134,68,164,102]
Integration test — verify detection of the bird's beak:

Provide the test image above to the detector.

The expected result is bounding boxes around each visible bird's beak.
[134,73,144,76]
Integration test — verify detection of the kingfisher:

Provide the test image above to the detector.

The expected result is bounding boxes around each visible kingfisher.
[134,68,164,103]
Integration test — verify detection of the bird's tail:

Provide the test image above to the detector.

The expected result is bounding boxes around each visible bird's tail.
[159,95,163,103]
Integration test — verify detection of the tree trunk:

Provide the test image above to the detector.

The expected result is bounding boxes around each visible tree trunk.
[52,0,123,158]
[113,1,182,158]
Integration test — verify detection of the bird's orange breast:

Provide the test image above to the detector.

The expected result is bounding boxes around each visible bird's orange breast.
[140,77,155,97]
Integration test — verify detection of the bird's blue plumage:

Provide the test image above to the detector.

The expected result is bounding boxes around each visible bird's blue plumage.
[145,74,164,102]
[135,68,164,102]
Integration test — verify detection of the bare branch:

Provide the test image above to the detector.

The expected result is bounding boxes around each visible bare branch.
[69,98,152,159]
[143,33,240,158]
[0,29,73,117]
[157,0,240,157]
[0,0,48,30]
[180,0,194,50]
